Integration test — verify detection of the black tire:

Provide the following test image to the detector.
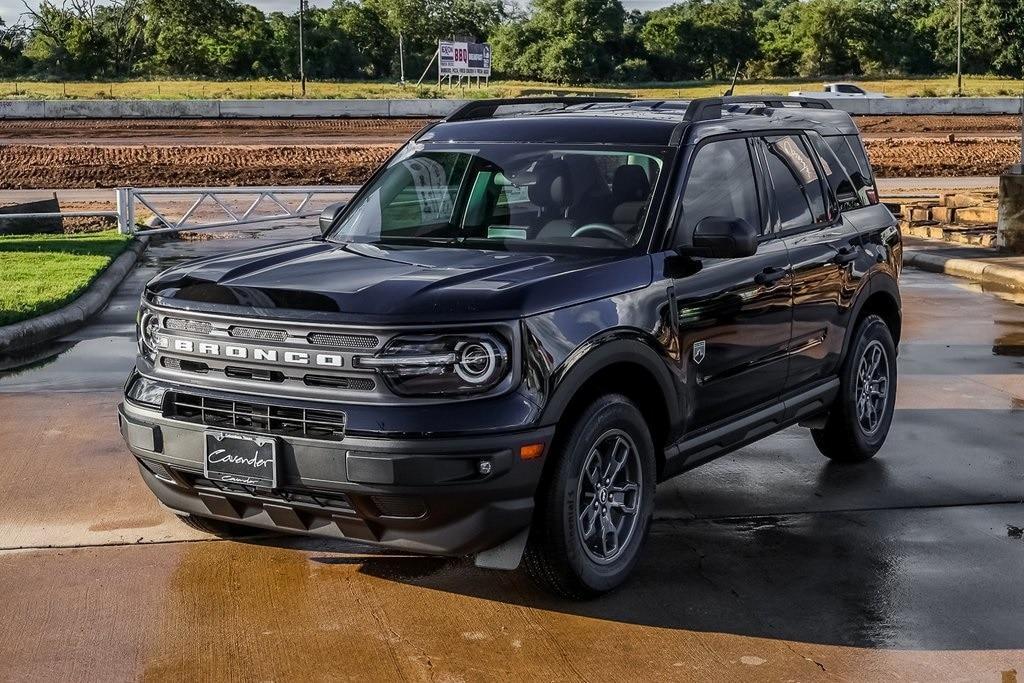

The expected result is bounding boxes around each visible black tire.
[524,394,656,599]
[812,314,897,463]
[177,513,258,537]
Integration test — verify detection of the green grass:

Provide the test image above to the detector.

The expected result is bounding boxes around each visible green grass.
[1,75,1023,100]
[0,230,130,326]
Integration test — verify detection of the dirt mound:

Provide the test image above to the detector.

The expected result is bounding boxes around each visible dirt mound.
[864,138,1020,177]
[0,136,1015,189]
[0,145,396,189]
[855,115,1022,136]
[0,117,424,138]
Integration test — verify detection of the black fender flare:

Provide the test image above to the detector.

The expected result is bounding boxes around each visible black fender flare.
[538,331,682,432]
[841,272,902,363]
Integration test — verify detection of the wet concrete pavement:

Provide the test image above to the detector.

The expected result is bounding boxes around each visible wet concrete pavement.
[0,230,1022,680]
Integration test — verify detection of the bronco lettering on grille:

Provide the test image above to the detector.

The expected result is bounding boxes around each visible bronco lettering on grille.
[156,335,345,368]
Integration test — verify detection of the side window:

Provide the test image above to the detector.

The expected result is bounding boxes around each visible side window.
[824,134,878,205]
[807,131,862,212]
[764,135,828,230]
[677,138,761,247]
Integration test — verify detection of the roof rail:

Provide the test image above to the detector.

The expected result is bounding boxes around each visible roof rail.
[682,97,724,122]
[444,96,632,123]
[720,95,833,110]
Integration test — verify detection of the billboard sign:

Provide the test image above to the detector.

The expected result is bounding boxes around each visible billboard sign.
[439,40,491,77]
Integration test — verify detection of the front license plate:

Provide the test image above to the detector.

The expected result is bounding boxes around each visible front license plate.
[204,431,277,489]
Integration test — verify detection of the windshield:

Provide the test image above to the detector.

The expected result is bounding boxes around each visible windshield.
[328,143,666,251]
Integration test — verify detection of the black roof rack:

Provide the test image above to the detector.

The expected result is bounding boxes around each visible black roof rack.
[444,96,633,123]
[720,95,833,110]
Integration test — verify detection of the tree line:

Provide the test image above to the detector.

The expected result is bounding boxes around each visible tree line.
[0,0,1021,83]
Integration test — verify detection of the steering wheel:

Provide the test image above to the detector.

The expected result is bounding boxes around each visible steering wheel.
[570,223,631,247]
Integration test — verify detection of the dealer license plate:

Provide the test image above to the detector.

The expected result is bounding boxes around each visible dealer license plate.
[204,430,277,489]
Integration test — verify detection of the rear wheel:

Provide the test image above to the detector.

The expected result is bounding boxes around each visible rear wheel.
[812,314,897,462]
[524,394,656,599]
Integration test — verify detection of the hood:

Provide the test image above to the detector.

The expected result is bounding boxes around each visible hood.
[146,239,653,324]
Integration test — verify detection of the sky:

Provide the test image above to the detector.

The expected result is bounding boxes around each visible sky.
[1,0,674,24]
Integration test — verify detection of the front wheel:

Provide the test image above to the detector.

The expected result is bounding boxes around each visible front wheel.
[523,394,656,599]
[812,314,898,462]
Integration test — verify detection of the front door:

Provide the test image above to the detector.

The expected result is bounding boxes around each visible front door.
[670,136,794,431]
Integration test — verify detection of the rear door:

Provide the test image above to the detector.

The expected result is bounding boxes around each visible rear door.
[757,133,865,391]
[670,136,793,430]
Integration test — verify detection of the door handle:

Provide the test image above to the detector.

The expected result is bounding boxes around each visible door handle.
[832,245,859,265]
[754,267,787,286]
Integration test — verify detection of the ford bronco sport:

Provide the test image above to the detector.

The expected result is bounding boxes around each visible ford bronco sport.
[119,96,902,598]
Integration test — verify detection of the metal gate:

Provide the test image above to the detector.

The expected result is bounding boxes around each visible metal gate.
[115,185,361,235]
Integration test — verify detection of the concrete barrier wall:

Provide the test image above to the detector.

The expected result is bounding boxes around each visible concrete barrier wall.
[827,97,1023,115]
[0,97,1019,119]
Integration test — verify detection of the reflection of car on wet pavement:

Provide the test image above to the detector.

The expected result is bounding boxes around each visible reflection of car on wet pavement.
[118,96,902,598]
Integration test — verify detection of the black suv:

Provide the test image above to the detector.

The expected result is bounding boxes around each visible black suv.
[119,96,901,598]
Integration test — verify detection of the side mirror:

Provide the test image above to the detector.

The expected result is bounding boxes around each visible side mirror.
[678,216,758,259]
[319,202,347,236]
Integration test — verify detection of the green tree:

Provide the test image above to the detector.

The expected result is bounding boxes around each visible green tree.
[641,0,756,81]
[980,0,1024,76]
[22,0,144,77]
[492,0,625,82]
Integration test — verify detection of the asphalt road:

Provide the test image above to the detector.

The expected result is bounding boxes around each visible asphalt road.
[0,231,1022,680]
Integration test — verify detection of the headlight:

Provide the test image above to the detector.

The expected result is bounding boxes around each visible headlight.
[358,333,510,397]
[136,305,159,362]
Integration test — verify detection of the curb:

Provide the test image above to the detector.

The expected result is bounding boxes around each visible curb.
[0,236,148,354]
[903,250,1024,293]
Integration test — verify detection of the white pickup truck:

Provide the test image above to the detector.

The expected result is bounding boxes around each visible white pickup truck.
[789,83,888,99]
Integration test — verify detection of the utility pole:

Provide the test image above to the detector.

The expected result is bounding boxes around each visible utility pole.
[298,0,307,98]
[398,32,406,85]
[956,0,963,96]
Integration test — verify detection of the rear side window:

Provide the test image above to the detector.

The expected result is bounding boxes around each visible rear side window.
[678,138,762,246]
[807,132,862,212]
[823,134,878,205]
[763,135,827,230]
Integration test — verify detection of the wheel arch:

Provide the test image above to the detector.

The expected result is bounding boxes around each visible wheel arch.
[843,274,902,362]
[538,333,681,478]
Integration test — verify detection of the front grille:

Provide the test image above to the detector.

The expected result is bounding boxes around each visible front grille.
[186,473,355,513]
[165,391,347,441]
[303,374,375,391]
[162,357,209,374]
[370,495,427,518]
[307,332,379,349]
[230,326,288,342]
[165,317,213,335]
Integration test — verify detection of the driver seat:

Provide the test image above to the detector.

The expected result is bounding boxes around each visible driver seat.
[531,161,578,240]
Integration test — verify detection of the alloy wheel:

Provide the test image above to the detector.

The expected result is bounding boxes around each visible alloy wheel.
[575,429,643,564]
[855,339,890,435]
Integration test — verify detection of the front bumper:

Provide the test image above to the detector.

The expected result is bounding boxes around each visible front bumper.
[118,398,553,556]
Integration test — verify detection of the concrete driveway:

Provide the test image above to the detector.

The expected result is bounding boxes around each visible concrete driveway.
[0,229,1022,681]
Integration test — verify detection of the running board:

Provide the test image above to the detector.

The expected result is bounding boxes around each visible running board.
[662,379,839,478]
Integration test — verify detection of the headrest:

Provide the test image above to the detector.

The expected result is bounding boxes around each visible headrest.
[612,165,651,203]
[528,160,572,210]
[612,201,646,227]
